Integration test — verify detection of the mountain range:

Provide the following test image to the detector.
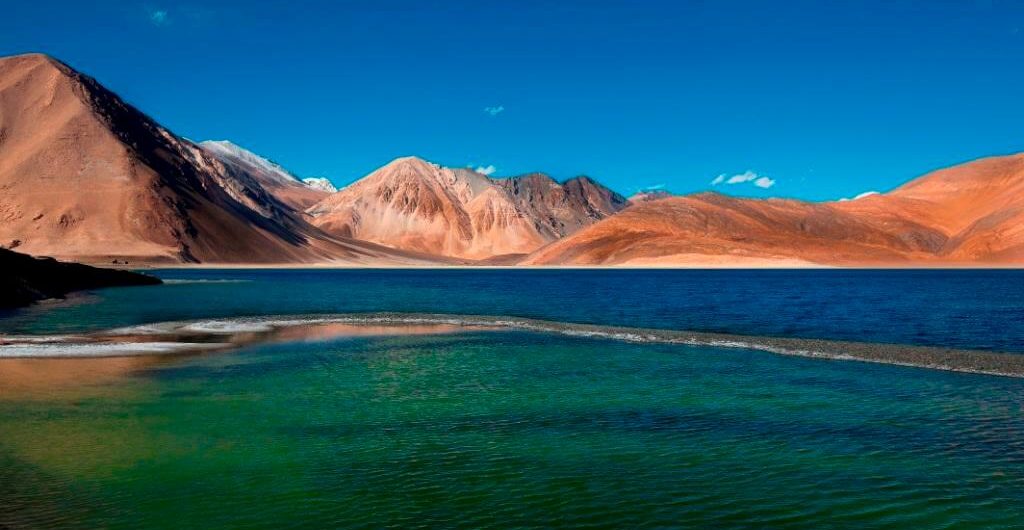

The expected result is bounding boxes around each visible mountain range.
[1,52,1022,267]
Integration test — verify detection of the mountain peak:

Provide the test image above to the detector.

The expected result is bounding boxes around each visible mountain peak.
[378,156,438,173]
[1,52,42,63]
[0,52,62,69]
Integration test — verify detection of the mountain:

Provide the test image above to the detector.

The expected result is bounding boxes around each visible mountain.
[3,51,1020,268]
[0,53,422,265]
[307,157,628,259]
[836,154,1024,263]
[199,140,331,210]
[494,174,630,240]
[0,248,160,309]
[524,154,1024,266]
[522,193,939,266]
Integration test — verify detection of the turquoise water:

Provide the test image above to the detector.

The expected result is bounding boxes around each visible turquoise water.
[1,270,1023,528]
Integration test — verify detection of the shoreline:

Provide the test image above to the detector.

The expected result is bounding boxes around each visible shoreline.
[3,313,1024,379]
[117,263,1024,271]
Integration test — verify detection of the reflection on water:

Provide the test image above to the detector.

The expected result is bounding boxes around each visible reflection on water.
[0,322,488,397]
[1,331,1023,528]
[0,356,165,399]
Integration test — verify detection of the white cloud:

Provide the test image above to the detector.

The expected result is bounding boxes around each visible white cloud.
[149,9,169,25]
[474,165,497,175]
[727,171,759,184]
[484,105,505,117]
[711,170,774,189]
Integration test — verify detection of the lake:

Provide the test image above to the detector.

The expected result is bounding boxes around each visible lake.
[1,269,1022,528]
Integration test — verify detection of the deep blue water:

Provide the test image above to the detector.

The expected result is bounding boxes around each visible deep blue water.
[2,269,1022,352]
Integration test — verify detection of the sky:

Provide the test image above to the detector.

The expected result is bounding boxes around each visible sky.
[3,0,1024,200]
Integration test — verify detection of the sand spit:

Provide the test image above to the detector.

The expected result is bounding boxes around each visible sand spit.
[2,313,1024,379]
[0,321,482,359]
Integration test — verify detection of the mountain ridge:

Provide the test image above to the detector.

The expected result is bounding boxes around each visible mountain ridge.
[2,52,1023,267]
[526,154,1024,266]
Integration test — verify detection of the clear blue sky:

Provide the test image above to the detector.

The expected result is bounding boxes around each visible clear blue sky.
[3,0,1024,200]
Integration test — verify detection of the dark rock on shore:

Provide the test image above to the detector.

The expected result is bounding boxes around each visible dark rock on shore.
[0,248,162,309]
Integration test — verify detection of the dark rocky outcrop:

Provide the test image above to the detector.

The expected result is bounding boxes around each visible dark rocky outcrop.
[0,248,161,309]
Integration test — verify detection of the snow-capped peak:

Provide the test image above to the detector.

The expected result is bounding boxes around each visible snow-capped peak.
[302,177,337,193]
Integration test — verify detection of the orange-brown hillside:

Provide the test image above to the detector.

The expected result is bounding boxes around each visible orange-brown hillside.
[3,52,1022,267]
[0,53,422,265]
[525,154,1024,266]
[307,157,628,259]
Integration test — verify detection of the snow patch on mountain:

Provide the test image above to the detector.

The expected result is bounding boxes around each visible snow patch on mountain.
[200,140,301,186]
[302,177,337,193]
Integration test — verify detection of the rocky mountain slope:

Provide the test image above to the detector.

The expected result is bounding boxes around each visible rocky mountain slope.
[307,157,628,259]
[3,52,1022,267]
[199,140,332,210]
[0,53,421,265]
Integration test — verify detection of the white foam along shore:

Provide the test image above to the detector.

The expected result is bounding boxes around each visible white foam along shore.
[2,313,1024,378]
[0,341,226,358]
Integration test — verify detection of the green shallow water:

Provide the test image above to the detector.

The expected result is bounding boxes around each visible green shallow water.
[2,330,1023,529]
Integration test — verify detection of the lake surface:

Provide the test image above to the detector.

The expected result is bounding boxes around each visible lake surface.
[1,269,1023,528]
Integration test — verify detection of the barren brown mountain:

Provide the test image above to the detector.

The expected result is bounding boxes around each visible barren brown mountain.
[307,157,628,259]
[836,154,1024,263]
[525,154,1024,266]
[0,53,424,265]
[3,52,1021,267]
[495,174,630,239]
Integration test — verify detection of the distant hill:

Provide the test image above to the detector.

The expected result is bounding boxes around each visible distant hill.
[525,154,1024,266]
